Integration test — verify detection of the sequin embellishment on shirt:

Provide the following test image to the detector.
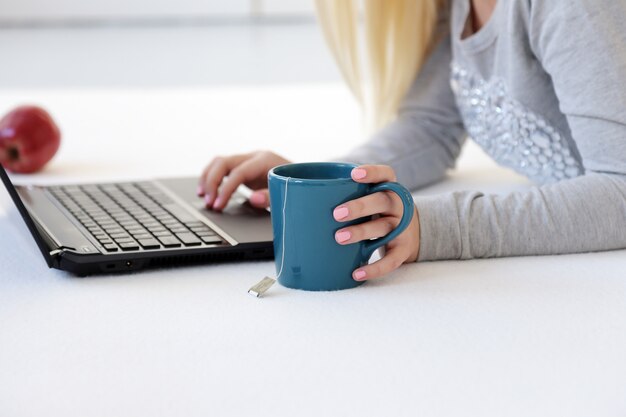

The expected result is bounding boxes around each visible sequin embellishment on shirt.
[450,63,583,184]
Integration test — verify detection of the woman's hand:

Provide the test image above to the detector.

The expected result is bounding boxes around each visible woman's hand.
[198,151,291,211]
[333,165,420,281]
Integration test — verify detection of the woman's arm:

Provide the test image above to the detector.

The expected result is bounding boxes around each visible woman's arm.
[416,0,626,260]
[339,31,467,191]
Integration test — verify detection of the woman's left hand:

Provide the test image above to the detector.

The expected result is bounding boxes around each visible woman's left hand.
[333,165,421,281]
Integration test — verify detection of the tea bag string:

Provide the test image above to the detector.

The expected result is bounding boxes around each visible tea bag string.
[275,176,290,279]
[248,176,291,297]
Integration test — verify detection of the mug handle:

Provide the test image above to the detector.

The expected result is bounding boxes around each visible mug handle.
[361,182,415,260]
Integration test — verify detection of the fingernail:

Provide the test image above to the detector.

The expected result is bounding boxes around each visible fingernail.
[333,206,349,220]
[250,192,265,205]
[335,230,351,243]
[204,194,213,207]
[197,185,204,196]
[352,168,367,180]
[354,270,367,281]
[214,196,223,209]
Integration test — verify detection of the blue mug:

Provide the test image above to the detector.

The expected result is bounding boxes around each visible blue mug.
[268,162,415,291]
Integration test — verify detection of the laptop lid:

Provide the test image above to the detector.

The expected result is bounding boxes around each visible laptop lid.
[0,164,54,267]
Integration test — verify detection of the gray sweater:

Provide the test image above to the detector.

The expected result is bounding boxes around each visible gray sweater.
[341,0,626,260]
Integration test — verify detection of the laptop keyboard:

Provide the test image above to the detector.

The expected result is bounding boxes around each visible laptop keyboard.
[48,182,224,252]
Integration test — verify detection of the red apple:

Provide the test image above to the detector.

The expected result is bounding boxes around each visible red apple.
[0,105,61,173]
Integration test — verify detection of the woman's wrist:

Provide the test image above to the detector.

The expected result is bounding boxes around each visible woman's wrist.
[408,206,421,263]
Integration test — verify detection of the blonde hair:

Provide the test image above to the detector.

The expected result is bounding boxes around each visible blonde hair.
[315,0,441,131]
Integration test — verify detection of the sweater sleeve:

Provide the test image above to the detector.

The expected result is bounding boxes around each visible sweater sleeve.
[338,31,467,191]
[415,0,626,261]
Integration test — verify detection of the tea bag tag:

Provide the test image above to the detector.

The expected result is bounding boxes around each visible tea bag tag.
[248,276,276,297]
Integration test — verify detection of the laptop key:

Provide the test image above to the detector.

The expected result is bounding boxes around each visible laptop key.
[158,236,182,248]
[175,233,202,246]
[200,235,222,244]
[153,231,173,237]
[190,226,212,233]
[137,238,160,249]
[155,214,174,221]
[195,230,216,237]
[110,232,131,239]
[184,221,206,228]
[119,242,140,251]
[119,220,140,227]
[92,214,111,220]
[103,243,118,252]
[115,239,134,246]
[129,232,150,239]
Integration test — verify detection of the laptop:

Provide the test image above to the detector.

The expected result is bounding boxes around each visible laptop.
[0,164,274,276]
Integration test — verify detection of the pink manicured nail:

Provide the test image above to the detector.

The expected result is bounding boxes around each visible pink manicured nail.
[213,196,223,209]
[354,270,367,281]
[204,194,213,207]
[333,206,349,220]
[197,185,204,196]
[352,168,367,180]
[335,230,351,243]
[250,193,266,205]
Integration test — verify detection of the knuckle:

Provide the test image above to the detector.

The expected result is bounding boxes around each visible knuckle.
[222,180,239,195]
[375,165,396,181]
[391,256,403,270]
[206,171,222,187]
[350,225,364,241]
[369,263,382,278]
[229,167,246,182]
[350,199,366,215]
[211,156,226,166]
[383,191,396,207]
[386,167,398,181]
[228,166,241,177]
[384,217,397,232]
[204,173,218,187]
[258,150,278,162]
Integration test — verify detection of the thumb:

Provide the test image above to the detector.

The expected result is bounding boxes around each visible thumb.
[249,189,270,208]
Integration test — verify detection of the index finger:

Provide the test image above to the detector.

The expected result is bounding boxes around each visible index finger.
[351,165,397,183]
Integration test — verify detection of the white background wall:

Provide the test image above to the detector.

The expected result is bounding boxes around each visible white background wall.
[0,0,315,22]
[0,0,329,89]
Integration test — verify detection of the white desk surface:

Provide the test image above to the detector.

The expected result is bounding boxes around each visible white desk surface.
[1,86,625,417]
